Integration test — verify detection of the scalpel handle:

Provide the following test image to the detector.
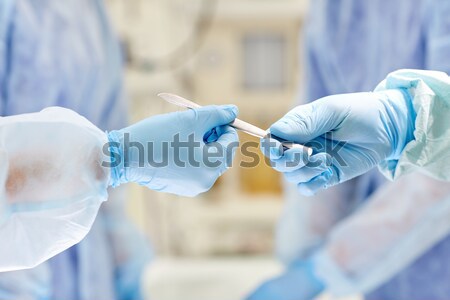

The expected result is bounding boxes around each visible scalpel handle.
[231,119,312,155]
[158,93,312,156]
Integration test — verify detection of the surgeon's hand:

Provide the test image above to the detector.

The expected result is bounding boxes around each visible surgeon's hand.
[262,89,415,196]
[246,260,325,300]
[108,105,239,197]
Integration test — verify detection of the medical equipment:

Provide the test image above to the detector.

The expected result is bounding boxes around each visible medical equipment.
[158,93,313,156]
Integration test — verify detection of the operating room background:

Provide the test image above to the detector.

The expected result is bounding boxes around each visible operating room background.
[106,0,357,299]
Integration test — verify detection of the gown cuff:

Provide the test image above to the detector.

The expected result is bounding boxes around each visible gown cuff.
[107,130,127,188]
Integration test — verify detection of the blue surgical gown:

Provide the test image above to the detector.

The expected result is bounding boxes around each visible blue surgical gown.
[0,0,151,299]
[302,0,450,299]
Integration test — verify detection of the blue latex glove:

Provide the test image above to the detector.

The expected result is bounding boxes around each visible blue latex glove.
[262,89,415,196]
[246,260,325,300]
[108,105,239,197]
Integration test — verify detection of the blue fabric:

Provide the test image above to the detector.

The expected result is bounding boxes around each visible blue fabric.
[246,260,325,300]
[366,237,450,300]
[305,0,450,299]
[0,0,126,130]
[0,0,151,299]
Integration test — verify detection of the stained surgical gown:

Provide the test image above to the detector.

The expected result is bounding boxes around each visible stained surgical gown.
[0,0,151,299]
[277,0,450,299]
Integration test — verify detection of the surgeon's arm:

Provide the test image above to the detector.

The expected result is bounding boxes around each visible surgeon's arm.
[5,137,108,204]
[263,69,450,196]
[0,107,111,272]
[312,7,450,294]
[375,70,450,181]
[0,104,238,272]
[250,173,450,299]
[311,172,450,295]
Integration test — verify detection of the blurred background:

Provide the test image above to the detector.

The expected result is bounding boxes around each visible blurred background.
[104,0,338,299]
[106,0,305,258]
[4,0,449,299]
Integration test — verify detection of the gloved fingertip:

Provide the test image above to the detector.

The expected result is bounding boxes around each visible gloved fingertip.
[216,126,240,148]
[269,121,292,139]
[260,137,283,159]
[223,104,239,117]
[200,105,239,130]
[213,125,233,139]
[204,128,218,143]
[297,171,331,196]
[223,133,240,146]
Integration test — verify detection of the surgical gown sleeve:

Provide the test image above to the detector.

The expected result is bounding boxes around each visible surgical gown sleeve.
[312,172,450,295]
[0,107,110,272]
[311,69,450,296]
[376,69,450,181]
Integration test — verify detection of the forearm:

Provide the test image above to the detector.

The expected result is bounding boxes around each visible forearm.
[6,147,108,204]
[312,172,450,295]
[0,107,111,271]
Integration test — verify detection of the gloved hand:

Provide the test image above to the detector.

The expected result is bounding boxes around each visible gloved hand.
[108,105,239,197]
[262,89,415,196]
[246,260,325,300]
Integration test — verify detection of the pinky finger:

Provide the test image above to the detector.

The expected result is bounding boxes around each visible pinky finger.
[297,170,332,196]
